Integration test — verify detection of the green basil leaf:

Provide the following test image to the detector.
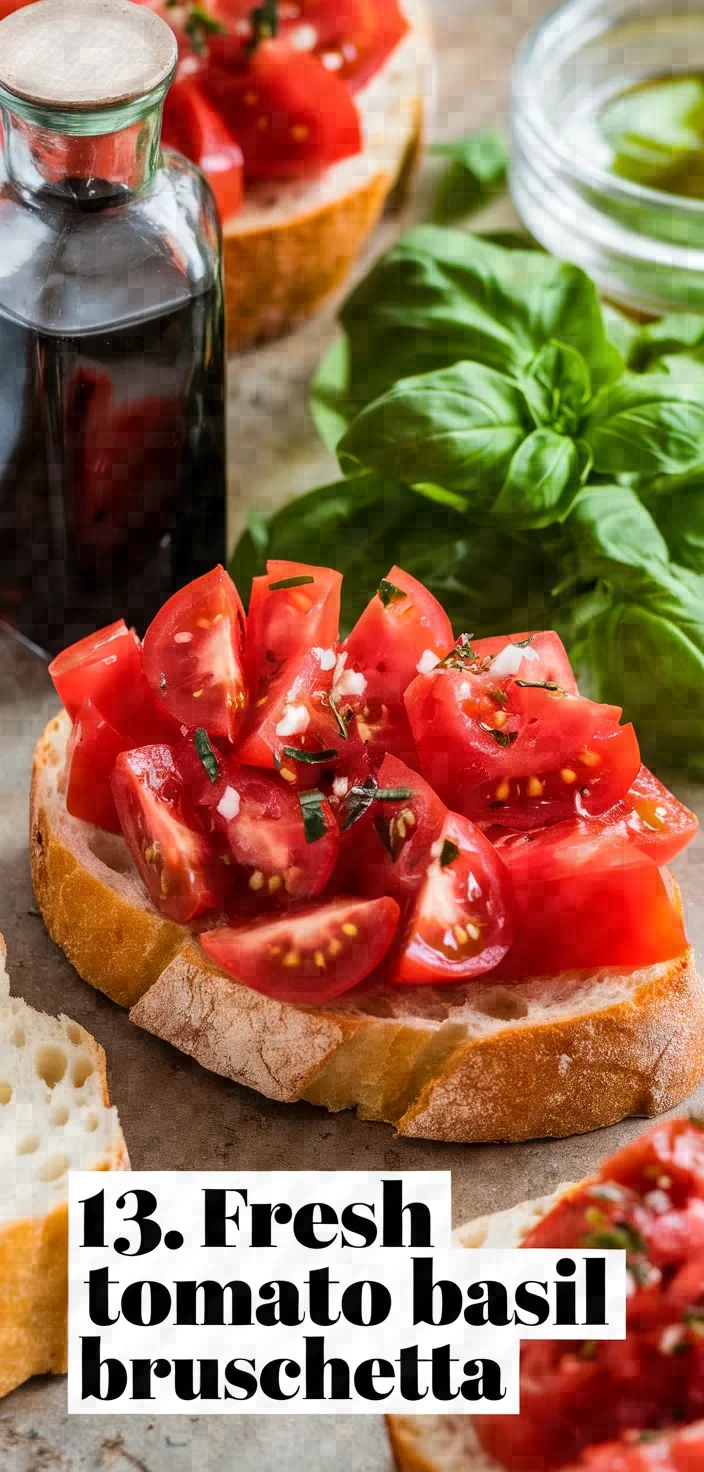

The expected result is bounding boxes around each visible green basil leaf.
[194,728,219,784]
[643,475,704,573]
[521,341,591,435]
[299,790,328,845]
[309,336,356,452]
[492,429,585,529]
[629,312,704,371]
[584,374,704,477]
[338,228,623,413]
[431,129,508,224]
[338,361,528,497]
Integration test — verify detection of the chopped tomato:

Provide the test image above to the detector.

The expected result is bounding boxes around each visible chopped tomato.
[477,1120,704,1472]
[349,753,446,904]
[49,618,179,745]
[142,566,247,742]
[49,619,142,723]
[395,810,513,983]
[341,567,453,766]
[111,746,225,923]
[201,893,400,1003]
[288,0,410,91]
[205,39,362,180]
[492,822,686,976]
[244,561,341,697]
[181,746,339,902]
[598,766,699,866]
[469,631,579,694]
[576,1424,704,1472]
[162,76,244,220]
[65,700,128,833]
[406,652,641,830]
[235,646,345,781]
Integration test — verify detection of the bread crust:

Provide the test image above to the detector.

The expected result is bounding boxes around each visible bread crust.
[0,1013,128,1398]
[31,710,704,1143]
[221,0,427,350]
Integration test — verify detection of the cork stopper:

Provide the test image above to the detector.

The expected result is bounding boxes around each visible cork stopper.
[0,0,178,111]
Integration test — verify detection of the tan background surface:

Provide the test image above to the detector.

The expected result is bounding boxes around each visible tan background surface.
[3,1,698,1468]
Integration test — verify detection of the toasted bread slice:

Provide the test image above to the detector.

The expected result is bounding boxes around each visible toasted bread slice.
[221,0,429,349]
[31,710,704,1144]
[0,934,128,1398]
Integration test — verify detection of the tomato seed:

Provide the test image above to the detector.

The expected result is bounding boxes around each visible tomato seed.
[283,950,300,968]
[527,776,544,798]
[268,875,283,893]
[453,924,468,946]
[341,923,358,938]
[561,768,577,784]
[328,938,343,957]
[495,781,510,802]
[249,871,265,891]
[314,950,326,969]
[579,749,601,767]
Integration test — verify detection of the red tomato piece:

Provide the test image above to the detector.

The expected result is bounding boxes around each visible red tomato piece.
[600,1119,704,1206]
[205,39,362,180]
[111,746,225,923]
[180,745,339,902]
[394,810,513,984]
[201,894,401,1003]
[49,618,179,746]
[492,823,687,977]
[469,630,579,693]
[347,753,446,905]
[244,561,342,697]
[162,76,244,220]
[576,1424,704,1472]
[235,646,344,781]
[49,619,142,723]
[65,700,128,834]
[598,766,699,866]
[290,0,410,91]
[142,566,247,742]
[341,567,453,767]
[405,648,641,831]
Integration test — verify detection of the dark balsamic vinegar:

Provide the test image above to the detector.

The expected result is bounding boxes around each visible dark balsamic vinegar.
[0,169,227,653]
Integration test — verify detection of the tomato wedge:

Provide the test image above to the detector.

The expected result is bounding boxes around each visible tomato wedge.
[49,619,142,723]
[492,822,687,976]
[341,567,453,767]
[49,618,179,745]
[348,753,446,905]
[244,561,342,697]
[469,631,579,693]
[162,76,244,220]
[201,894,400,1003]
[394,810,513,984]
[111,746,225,923]
[205,39,362,180]
[180,746,339,902]
[235,646,345,781]
[290,0,410,91]
[598,765,699,866]
[405,651,641,831]
[142,566,247,742]
[65,700,128,833]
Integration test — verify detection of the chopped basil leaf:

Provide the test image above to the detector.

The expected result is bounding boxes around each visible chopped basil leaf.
[440,838,460,868]
[437,634,479,671]
[488,687,508,704]
[268,574,315,591]
[514,679,565,693]
[515,635,535,648]
[375,787,414,801]
[577,1341,597,1360]
[378,578,407,608]
[283,746,339,764]
[329,694,351,740]
[479,722,518,747]
[691,1113,704,1130]
[184,3,227,56]
[340,776,378,832]
[580,1221,647,1254]
[299,789,328,844]
[194,727,219,784]
[249,0,278,51]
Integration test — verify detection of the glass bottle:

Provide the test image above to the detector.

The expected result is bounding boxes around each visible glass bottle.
[0,0,227,653]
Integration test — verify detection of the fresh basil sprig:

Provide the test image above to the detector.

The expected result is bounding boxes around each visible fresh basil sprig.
[431,129,508,225]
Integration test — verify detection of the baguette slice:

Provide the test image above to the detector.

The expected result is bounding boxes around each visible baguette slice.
[31,710,704,1144]
[0,934,128,1398]
[221,0,429,349]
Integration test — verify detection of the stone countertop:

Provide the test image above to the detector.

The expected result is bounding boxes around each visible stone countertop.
[5,1,692,1468]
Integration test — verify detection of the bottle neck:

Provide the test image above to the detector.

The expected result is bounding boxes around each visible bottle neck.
[0,84,168,205]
